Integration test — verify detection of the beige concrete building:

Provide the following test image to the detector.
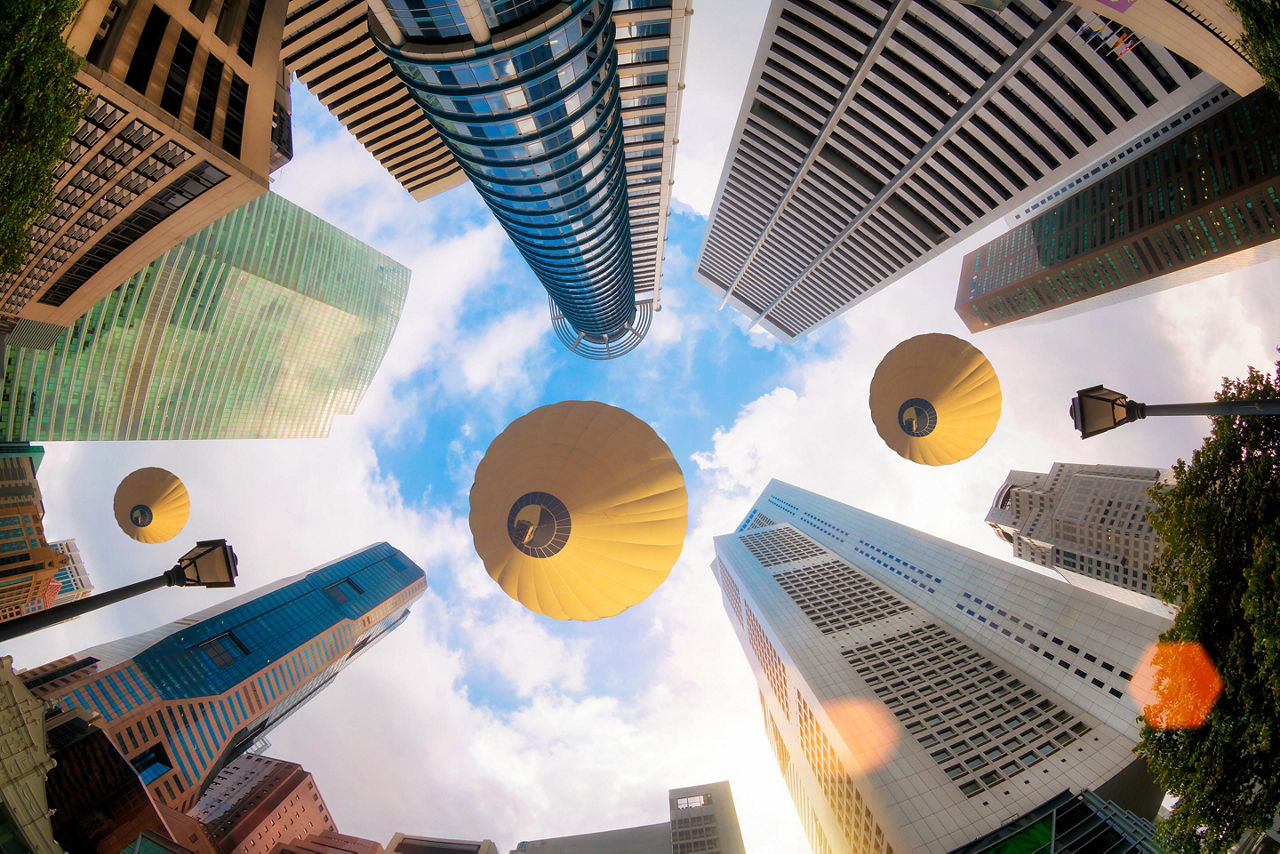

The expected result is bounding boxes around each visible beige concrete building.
[1070,0,1261,96]
[987,463,1172,598]
[387,835,498,854]
[280,0,466,201]
[2,0,292,346]
[274,831,388,854]
[0,657,61,854]
[511,781,746,854]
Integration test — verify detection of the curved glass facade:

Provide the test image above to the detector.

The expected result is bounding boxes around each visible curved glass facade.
[373,0,642,354]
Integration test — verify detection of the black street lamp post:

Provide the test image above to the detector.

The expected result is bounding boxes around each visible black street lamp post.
[1070,385,1280,439]
[0,539,237,644]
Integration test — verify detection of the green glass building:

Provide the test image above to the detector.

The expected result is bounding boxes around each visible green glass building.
[0,193,408,440]
[956,90,1280,332]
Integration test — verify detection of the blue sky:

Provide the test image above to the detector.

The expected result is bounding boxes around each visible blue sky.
[8,2,1280,851]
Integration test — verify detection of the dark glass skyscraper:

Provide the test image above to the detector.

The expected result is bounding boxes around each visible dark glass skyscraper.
[956,89,1280,331]
[370,0,644,358]
[18,543,427,812]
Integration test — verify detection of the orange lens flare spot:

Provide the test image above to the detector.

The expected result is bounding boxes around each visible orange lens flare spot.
[826,698,899,774]
[1130,641,1223,729]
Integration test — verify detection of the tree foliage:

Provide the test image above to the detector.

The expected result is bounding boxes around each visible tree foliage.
[1140,353,1280,853]
[0,0,86,279]
[1231,0,1280,96]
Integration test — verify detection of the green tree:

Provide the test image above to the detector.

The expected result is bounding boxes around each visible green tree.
[1140,353,1280,853]
[0,0,87,279]
[1231,0,1280,95]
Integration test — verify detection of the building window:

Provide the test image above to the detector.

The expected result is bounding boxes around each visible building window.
[676,794,708,809]
[201,632,249,668]
[131,743,173,784]
[323,579,362,605]
[125,6,170,94]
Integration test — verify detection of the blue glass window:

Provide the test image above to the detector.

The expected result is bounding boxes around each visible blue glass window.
[200,632,249,668]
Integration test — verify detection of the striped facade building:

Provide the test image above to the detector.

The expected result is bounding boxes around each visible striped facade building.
[0,192,408,441]
[18,543,427,812]
[4,0,293,349]
[281,0,690,359]
[694,0,1220,343]
[714,480,1173,853]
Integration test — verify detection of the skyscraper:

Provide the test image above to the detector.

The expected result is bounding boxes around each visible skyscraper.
[956,89,1280,331]
[0,444,69,621]
[694,0,1217,343]
[18,542,427,812]
[0,192,408,441]
[4,0,293,346]
[290,0,691,359]
[714,480,1174,853]
[44,540,94,611]
[511,781,746,854]
[190,753,337,852]
[986,463,1170,597]
[389,835,496,854]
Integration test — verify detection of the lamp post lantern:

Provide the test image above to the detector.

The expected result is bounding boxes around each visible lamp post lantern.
[1070,385,1280,439]
[0,540,237,643]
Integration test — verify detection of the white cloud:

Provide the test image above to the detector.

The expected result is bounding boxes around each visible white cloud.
[455,305,551,396]
[671,2,773,216]
[461,605,592,698]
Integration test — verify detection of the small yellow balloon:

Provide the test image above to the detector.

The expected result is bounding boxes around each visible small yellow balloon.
[869,333,1002,466]
[469,401,689,620]
[113,467,191,544]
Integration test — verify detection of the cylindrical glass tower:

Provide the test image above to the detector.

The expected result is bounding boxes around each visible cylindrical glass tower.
[370,0,645,358]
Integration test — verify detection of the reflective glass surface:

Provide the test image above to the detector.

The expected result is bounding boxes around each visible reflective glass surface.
[0,193,409,440]
[377,0,637,340]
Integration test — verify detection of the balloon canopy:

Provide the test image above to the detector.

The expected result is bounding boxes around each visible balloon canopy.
[468,400,689,620]
[868,333,1002,466]
[113,467,191,544]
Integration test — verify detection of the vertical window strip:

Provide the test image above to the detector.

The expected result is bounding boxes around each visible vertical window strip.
[125,666,153,699]
[80,686,113,717]
[215,698,235,732]
[189,704,216,759]
[205,703,228,742]
[104,672,136,710]
[163,708,200,785]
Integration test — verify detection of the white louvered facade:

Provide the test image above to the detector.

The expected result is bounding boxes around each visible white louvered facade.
[694,0,1221,342]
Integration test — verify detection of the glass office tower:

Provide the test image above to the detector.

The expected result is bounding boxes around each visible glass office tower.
[370,0,644,358]
[956,89,1280,331]
[0,192,408,440]
[19,543,427,811]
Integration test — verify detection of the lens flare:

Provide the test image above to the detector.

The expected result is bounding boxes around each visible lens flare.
[1130,641,1223,729]
[825,698,900,774]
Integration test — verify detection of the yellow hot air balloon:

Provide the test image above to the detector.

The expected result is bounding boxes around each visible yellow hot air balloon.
[113,467,191,544]
[868,333,1002,466]
[469,401,689,620]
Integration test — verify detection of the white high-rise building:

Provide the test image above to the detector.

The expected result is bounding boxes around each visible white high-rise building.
[986,463,1172,597]
[693,0,1219,343]
[713,480,1174,854]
